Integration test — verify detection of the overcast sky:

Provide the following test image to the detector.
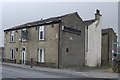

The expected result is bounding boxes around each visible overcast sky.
[0,2,118,46]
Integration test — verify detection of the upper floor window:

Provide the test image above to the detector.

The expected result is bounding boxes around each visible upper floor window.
[21,29,28,42]
[10,31,15,42]
[39,26,44,40]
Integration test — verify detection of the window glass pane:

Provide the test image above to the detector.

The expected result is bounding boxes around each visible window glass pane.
[40,26,42,30]
[12,31,14,34]
[22,48,25,51]
[12,36,14,42]
[40,31,43,39]
[40,49,42,62]
[38,49,44,62]
[11,31,15,42]
[12,52,13,59]
[11,49,14,59]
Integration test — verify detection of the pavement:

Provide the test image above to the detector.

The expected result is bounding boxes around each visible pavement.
[2,62,119,79]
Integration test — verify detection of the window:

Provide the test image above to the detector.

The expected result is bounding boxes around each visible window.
[16,48,18,51]
[39,26,44,40]
[10,48,14,60]
[21,29,28,42]
[66,48,69,52]
[11,31,15,42]
[38,49,44,63]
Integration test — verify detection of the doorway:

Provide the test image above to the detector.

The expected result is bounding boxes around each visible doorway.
[21,47,26,64]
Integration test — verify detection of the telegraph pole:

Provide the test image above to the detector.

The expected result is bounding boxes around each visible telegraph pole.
[112,42,119,72]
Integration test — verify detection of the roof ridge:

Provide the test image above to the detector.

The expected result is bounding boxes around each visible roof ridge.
[84,19,96,26]
[27,12,78,24]
[4,12,78,31]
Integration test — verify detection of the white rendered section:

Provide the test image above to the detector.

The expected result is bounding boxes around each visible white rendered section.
[86,18,102,67]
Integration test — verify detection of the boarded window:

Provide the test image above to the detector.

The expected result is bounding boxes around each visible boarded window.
[21,29,28,41]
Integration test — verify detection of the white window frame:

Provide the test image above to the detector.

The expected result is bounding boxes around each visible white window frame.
[38,49,44,63]
[11,31,15,42]
[10,48,14,60]
[39,26,45,40]
[21,29,27,42]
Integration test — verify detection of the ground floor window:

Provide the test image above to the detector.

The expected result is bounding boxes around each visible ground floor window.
[38,49,44,63]
[10,48,14,60]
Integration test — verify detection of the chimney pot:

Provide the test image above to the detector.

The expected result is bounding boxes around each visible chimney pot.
[96,9,100,14]
[95,9,102,20]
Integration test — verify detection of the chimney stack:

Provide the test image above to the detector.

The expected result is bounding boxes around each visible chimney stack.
[95,9,102,20]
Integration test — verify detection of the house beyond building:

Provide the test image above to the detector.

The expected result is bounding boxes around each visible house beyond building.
[4,12,85,68]
[101,28,117,67]
[84,9,102,67]
[0,47,4,61]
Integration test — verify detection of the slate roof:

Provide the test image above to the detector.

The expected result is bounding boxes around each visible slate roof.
[4,12,77,31]
[83,19,96,26]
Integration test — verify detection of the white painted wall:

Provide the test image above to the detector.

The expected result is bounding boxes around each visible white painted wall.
[85,18,102,67]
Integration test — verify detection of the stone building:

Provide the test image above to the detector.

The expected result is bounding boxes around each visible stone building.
[101,28,117,67]
[4,12,85,68]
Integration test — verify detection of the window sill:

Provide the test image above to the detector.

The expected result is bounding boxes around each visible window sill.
[37,62,45,64]
[21,41,28,43]
[10,42,15,43]
[38,39,46,41]
[10,59,15,61]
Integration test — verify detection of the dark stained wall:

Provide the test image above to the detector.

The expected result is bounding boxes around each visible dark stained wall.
[101,28,117,67]
[59,13,85,68]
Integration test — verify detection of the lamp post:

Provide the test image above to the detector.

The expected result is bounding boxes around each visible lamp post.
[112,42,119,72]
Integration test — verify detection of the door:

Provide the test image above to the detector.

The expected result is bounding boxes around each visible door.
[22,51,26,64]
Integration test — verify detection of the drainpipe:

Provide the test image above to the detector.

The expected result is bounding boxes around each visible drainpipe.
[58,23,60,69]
[108,30,110,66]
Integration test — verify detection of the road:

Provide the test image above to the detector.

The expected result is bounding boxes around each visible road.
[1,65,119,80]
[2,65,85,78]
